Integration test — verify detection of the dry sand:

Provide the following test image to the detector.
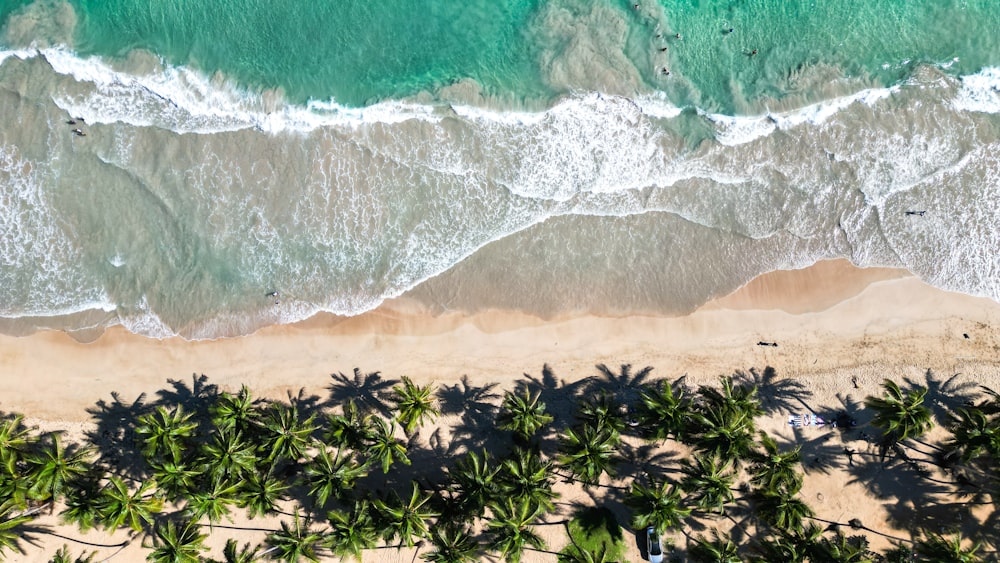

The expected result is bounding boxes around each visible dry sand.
[2,259,999,561]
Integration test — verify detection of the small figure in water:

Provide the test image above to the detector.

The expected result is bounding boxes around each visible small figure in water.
[659,47,667,52]
[72,128,86,137]
[661,67,670,75]
[675,33,682,40]
[750,49,758,56]
[905,210,926,216]
[66,119,77,125]
[727,27,734,34]
[266,291,280,304]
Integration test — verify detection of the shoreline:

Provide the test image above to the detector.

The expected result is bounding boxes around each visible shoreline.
[2,259,998,423]
[4,258,1000,562]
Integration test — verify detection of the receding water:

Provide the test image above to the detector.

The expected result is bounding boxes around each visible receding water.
[1,0,999,339]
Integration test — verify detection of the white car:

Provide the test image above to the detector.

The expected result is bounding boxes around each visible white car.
[646,526,664,563]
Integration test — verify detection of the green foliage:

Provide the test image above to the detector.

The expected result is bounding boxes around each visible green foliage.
[136,405,198,463]
[446,449,500,521]
[0,499,34,559]
[864,379,933,443]
[626,477,691,534]
[259,403,317,464]
[558,507,626,563]
[302,447,368,510]
[688,530,741,563]
[498,389,554,441]
[366,416,410,474]
[499,448,558,512]
[486,497,546,563]
[392,376,439,435]
[373,481,437,547]
[26,433,93,504]
[422,525,479,563]
[678,454,735,514]
[265,514,326,563]
[144,519,207,563]
[325,500,379,561]
[913,532,983,563]
[639,381,692,441]
[97,476,163,532]
[48,544,96,563]
[557,422,620,487]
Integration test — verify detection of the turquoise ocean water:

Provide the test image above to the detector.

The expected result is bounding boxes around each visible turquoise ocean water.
[1,0,999,338]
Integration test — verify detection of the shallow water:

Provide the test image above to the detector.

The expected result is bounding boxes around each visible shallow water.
[1,0,999,339]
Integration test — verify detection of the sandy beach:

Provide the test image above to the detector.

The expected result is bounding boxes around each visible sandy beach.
[2,258,999,561]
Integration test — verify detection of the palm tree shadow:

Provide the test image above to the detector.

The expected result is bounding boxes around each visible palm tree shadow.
[788,427,844,476]
[617,440,680,482]
[586,363,658,409]
[736,366,812,415]
[84,391,151,477]
[153,373,219,417]
[437,375,499,418]
[514,364,586,454]
[438,375,502,453]
[907,370,979,426]
[285,387,325,422]
[845,450,952,527]
[327,368,397,417]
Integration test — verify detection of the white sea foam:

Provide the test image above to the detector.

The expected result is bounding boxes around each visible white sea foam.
[704,86,897,146]
[952,66,1000,114]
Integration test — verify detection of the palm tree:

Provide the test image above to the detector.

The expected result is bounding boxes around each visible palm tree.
[944,405,1000,463]
[678,455,735,515]
[325,499,379,561]
[498,448,558,512]
[183,476,241,525]
[302,447,368,511]
[486,497,546,563]
[557,423,620,487]
[818,532,874,563]
[239,469,288,518]
[136,405,198,463]
[497,390,554,442]
[144,519,207,563]
[392,376,439,435]
[626,477,691,534]
[209,539,260,563]
[0,415,35,475]
[324,400,373,451]
[914,532,983,562]
[97,476,163,532]
[864,379,933,443]
[0,499,35,559]
[751,480,814,533]
[26,433,93,506]
[366,416,410,474]
[48,544,97,563]
[422,525,479,563]
[199,429,258,482]
[687,404,758,468]
[265,514,326,563]
[639,381,692,441]
[749,523,824,563]
[210,385,261,434]
[374,481,437,547]
[575,394,625,435]
[688,531,740,563]
[148,459,201,501]
[59,472,105,532]
[748,432,802,493]
[446,449,499,521]
[698,378,763,420]
[259,403,317,465]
